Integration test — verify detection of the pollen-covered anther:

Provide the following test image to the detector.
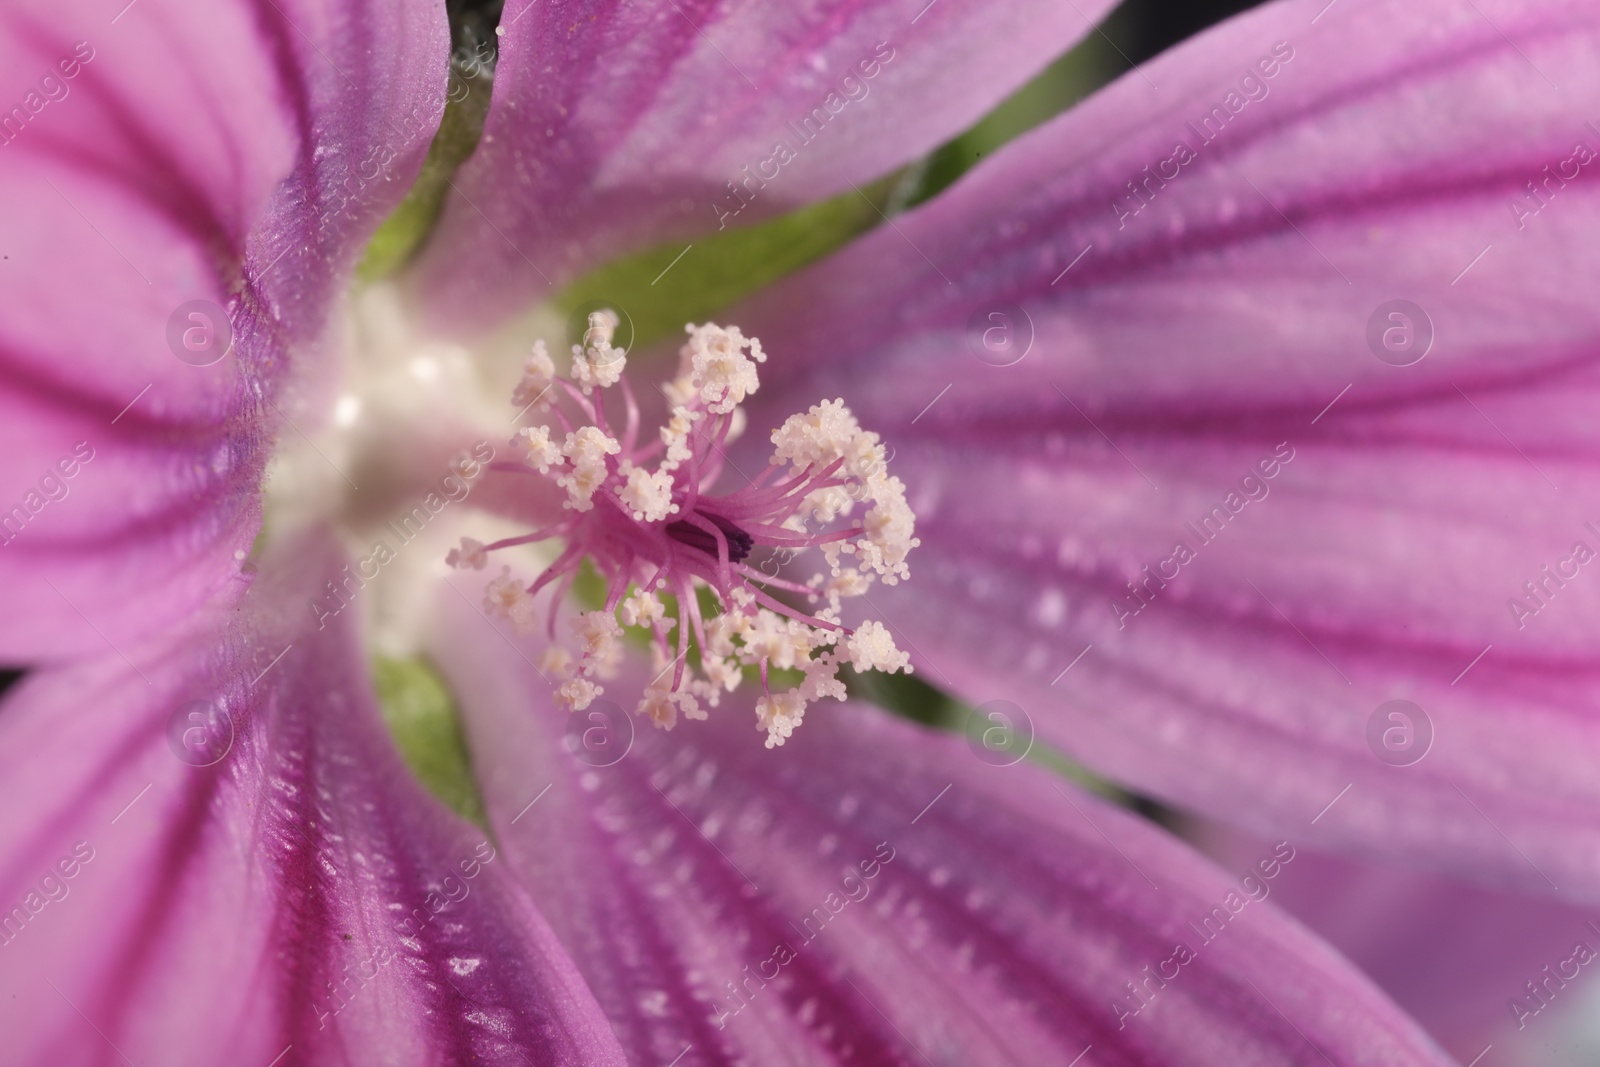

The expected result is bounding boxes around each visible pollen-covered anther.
[570,309,626,392]
[846,620,911,674]
[620,589,667,628]
[539,645,575,679]
[826,567,873,602]
[771,398,863,471]
[570,610,622,677]
[558,425,620,511]
[452,314,918,748]
[699,653,741,698]
[685,321,765,414]
[617,461,679,522]
[755,690,807,749]
[659,407,696,468]
[638,680,706,731]
[512,425,563,473]
[512,340,557,409]
[555,676,602,713]
[484,566,537,631]
[446,537,487,570]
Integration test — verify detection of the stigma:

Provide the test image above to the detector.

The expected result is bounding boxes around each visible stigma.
[447,312,918,748]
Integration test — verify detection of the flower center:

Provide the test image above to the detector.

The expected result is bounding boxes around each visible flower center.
[261,284,554,656]
[448,313,919,747]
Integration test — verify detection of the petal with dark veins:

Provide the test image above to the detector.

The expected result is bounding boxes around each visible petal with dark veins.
[0,0,448,661]
[412,0,1118,328]
[0,534,624,1066]
[431,591,1456,1067]
[734,0,1600,900]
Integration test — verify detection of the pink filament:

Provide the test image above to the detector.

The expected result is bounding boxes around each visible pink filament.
[477,362,871,697]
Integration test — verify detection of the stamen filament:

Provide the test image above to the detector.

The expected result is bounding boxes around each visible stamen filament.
[458,318,919,747]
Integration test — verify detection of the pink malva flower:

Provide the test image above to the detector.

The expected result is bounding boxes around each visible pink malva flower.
[0,0,1591,1062]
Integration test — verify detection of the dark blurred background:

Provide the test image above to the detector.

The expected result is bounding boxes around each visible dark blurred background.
[910,0,1267,203]
[1118,0,1264,56]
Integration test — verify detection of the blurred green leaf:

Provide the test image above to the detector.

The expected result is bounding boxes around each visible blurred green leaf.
[899,19,1128,209]
[553,175,899,353]
[360,10,501,282]
[371,655,487,828]
[359,72,493,280]
[552,14,1128,330]
[845,664,1137,805]
[570,557,607,611]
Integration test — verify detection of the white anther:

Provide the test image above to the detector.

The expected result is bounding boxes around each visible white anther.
[756,690,808,749]
[659,407,695,469]
[846,620,911,675]
[484,567,538,632]
[512,340,557,409]
[570,610,622,676]
[511,424,563,473]
[620,589,666,628]
[570,310,626,391]
[558,426,620,511]
[555,676,602,712]
[684,322,765,414]
[617,461,679,523]
[446,537,487,570]
[770,399,862,471]
[539,645,576,679]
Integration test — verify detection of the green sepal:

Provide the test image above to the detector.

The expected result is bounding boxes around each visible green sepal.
[552,176,901,354]
[359,62,497,280]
